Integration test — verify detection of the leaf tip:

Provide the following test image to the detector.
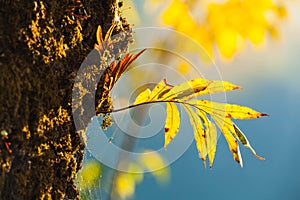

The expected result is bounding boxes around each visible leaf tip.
[203,160,207,169]
[237,159,243,168]
[135,48,147,58]
[235,85,243,90]
[255,155,265,161]
[162,78,167,85]
[163,141,169,150]
[141,48,147,53]
[96,25,103,45]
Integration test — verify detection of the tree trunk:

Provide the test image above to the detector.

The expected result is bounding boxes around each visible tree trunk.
[0,0,129,199]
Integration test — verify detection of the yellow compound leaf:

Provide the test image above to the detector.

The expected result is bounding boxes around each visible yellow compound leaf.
[128,78,268,168]
[164,102,180,148]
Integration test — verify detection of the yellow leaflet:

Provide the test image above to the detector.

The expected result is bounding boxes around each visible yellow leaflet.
[211,109,264,161]
[198,109,217,167]
[207,122,217,168]
[164,102,180,148]
[223,104,268,119]
[192,100,267,119]
[216,116,264,161]
[214,116,243,166]
[183,80,241,101]
[196,110,217,168]
[183,105,208,168]
[203,81,242,95]
[232,123,265,160]
[147,79,171,101]
[133,88,151,105]
[197,109,209,127]
[161,78,210,101]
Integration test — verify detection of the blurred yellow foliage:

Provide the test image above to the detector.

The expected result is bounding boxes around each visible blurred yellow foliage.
[162,0,214,57]
[177,61,191,75]
[115,173,136,199]
[77,152,169,199]
[77,161,102,190]
[115,163,145,199]
[139,150,170,184]
[127,163,144,183]
[114,150,170,199]
[161,0,286,59]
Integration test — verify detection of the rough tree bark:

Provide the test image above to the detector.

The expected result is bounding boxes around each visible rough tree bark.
[0,0,131,199]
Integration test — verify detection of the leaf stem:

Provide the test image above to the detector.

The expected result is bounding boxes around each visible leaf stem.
[100,100,199,114]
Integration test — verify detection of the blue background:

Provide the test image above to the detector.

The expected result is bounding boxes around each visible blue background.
[84,1,300,199]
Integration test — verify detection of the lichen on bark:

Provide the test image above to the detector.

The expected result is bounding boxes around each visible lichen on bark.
[0,0,132,199]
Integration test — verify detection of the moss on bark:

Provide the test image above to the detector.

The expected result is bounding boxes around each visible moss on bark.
[0,0,130,199]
